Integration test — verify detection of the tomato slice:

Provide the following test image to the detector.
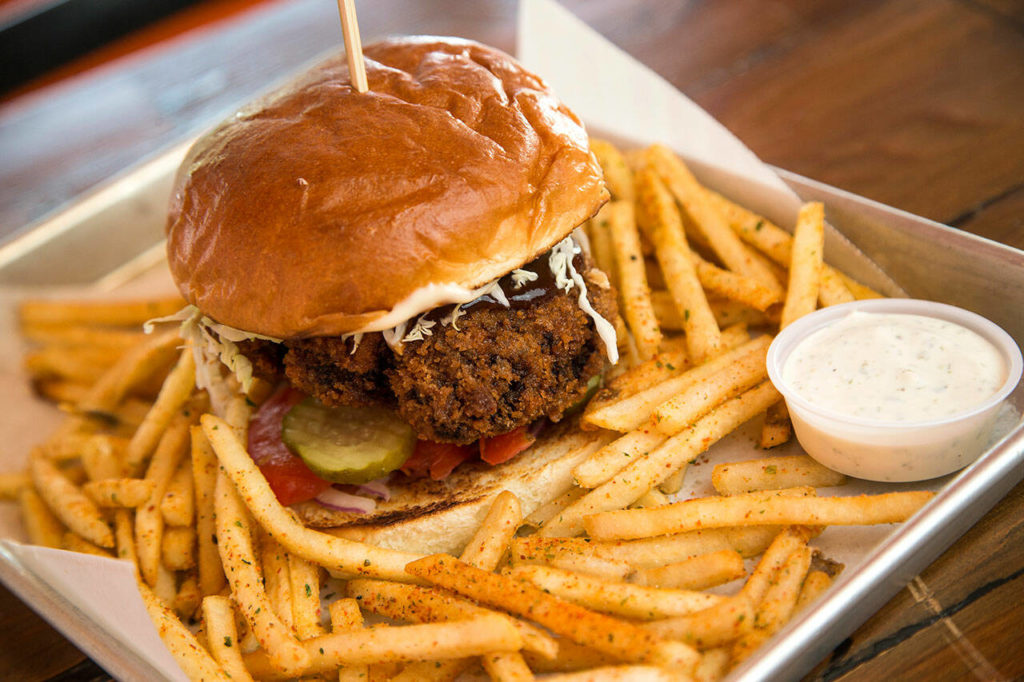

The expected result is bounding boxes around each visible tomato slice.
[479,425,536,466]
[248,386,331,506]
[400,440,477,481]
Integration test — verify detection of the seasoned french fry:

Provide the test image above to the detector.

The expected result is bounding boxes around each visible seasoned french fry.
[19,297,186,328]
[591,139,636,202]
[202,595,256,682]
[839,272,885,300]
[505,564,723,620]
[645,145,782,294]
[712,455,847,495]
[173,574,202,620]
[635,166,720,363]
[523,486,588,529]
[694,647,730,682]
[818,266,856,306]
[329,598,370,682]
[137,581,232,682]
[690,252,782,311]
[161,458,195,526]
[62,531,114,557]
[732,545,813,662]
[260,531,294,631]
[644,594,754,650]
[546,381,783,537]
[542,665,676,681]
[608,200,663,360]
[113,509,137,567]
[759,401,792,449]
[162,525,197,571]
[77,329,180,417]
[629,549,746,591]
[0,471,29,500]
[793,569,833,614]
[20,322,145,351]
[460,490,521,570]
[136,413,192,586]
[780,202,825,329]
[190,426,225,596]
[652,338,769,434]
[633,488,670,509]
[587,489,933,541]
[482,650,535,682]
[126,345,196,473]
[406,554,699,670]
[347,579,558,661]
[214,470,309,676]
[289,553,325,639]
[29,450,112,547]
[24,345,117,384]
[573,427,667,489]
[588,208,620,292]
[83,478,154,508]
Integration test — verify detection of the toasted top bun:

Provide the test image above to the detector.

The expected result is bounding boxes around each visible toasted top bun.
[166,36,608,339]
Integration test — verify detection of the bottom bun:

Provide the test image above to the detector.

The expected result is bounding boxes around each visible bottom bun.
[292,422,611,556]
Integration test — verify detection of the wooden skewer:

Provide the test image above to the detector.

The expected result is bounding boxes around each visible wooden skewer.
[337,0,368,93]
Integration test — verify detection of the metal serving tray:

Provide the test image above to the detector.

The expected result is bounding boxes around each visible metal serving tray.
[0,142,1022,682]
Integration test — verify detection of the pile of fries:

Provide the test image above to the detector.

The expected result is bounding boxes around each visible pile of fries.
[0,142,935,681]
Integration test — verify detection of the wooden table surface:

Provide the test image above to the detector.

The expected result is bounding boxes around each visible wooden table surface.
[1,1,1022,680]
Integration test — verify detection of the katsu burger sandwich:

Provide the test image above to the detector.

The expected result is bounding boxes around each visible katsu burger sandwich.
[164,36,618,553]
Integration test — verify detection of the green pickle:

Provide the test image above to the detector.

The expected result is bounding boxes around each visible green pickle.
[282,398,415,484]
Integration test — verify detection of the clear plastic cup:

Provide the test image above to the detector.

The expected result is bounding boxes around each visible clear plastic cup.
[766,298,1022,482]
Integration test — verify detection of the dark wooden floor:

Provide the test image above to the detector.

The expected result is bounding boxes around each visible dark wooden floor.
[0,1,1022,680]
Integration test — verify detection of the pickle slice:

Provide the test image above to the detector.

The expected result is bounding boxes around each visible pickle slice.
[282,398,414,485]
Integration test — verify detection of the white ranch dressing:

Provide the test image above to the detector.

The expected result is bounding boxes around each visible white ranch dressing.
[782,311,1006,422]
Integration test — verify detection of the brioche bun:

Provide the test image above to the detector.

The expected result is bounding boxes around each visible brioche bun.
[166,36,607,339]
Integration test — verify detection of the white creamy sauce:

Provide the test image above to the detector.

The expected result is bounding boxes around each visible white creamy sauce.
[782,311,1006,422]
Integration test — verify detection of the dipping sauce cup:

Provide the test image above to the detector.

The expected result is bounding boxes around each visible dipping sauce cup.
[767,298,1022,482]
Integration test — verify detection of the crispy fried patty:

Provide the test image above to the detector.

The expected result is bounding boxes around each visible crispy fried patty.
[242,265,617,444]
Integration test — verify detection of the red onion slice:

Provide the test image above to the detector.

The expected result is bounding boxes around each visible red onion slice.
[314,487,377,514]
[354,478,391,501]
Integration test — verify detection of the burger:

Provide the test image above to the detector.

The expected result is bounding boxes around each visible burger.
[164,36,618,553]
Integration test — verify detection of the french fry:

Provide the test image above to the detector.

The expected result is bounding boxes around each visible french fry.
[644,594,754,650]
[523,486,588,529]
[818,266,856,306]
[711,455,847,495]
[588,489,934,541]
[202,595,256,682]
[513,526,783,570]
[546,381,783,537]
[18,485,64,544]
[779,202,825,329]
[459,490,521,570]
[522,638,617,674]
[588,208,620,293]
[690,252,782,311]
[645,145,781,294]
[137,581,232,682]
[214,470,309,676]
[113,509,137,567]
[347,579,559,661]
[839,272,885,300]
[260,532,295,631]
[18,296,186,328]
[62,531,114,558]
[694,647,731,682]
[173,574,203,620]
[629,549,747,591]
[20,322,145,351]
[759,401,792,449]
[651,338,769,434]
[136,413,193,586]
[573,427,667,489]
[591,139,636,201]
[83,478,155,508]
[243,615,523,679]
[635,166,720,363]
[633,488,670,509]
[202,415,422,581]
[329,598,370,682]
[161,458,195,526]
[732,545,813,663]
[289,553,326,639]
[190,426,225,596]
[77,329,180,417]
[24,345,117,384]
[406,554,699,670]
[505,564,723,620]
[29,450,113,547]
[542,665,677,681]
[162,525,197,571]
[793,569,833,614]
[512,549,633,582]
[583,335,771,433]
[482,650,535,682]
[0,471,29,500]
[126,345,197,473]
[607,200,662,360]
